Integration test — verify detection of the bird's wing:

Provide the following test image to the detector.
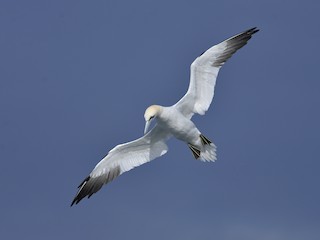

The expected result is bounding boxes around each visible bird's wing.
[173,27,259,118]
[71,125,171,205]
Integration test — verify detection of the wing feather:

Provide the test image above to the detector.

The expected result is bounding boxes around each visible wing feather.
[71,125,170,205]
[174,27,259,118]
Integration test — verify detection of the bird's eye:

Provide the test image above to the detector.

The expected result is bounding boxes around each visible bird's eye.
[149,116,154,121]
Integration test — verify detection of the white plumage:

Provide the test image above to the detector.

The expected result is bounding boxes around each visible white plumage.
[71,27,259,205]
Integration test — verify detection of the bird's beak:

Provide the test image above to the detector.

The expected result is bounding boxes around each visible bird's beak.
[144,119,152,135]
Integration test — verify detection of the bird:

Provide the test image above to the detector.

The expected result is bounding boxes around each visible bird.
[71,27,259,206]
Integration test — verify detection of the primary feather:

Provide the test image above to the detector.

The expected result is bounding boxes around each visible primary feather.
[71,126,170,206]
[174,27,259,118]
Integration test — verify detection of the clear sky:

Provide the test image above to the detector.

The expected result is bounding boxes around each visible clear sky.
[1,0,319,239]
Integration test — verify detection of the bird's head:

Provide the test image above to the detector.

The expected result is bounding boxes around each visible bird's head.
[144,105,161,134]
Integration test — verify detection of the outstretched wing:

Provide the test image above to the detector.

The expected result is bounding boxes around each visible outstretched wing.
[174,27,259,118]
[71,125,171,205]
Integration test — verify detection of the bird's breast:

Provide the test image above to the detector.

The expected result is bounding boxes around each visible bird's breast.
[158,107,199,143]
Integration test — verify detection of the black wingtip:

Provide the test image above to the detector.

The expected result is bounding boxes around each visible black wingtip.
[70,200,76,207]
[70,176,90,207]
[70,167,121,207]
[246,27,260,36]
[70,197,80,207]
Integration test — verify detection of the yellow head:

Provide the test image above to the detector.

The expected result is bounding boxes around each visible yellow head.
[144,105,161,134]
[144,105,161,121]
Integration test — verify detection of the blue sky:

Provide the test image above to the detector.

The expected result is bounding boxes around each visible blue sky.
[1,0,319,239]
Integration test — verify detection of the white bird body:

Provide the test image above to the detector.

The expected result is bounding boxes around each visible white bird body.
[156,106,199,144]
[71,27,259,205]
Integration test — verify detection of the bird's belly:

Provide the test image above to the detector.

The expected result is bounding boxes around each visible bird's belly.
[158,116,200,144]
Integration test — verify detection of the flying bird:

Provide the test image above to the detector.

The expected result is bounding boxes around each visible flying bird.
[71,27,259,206]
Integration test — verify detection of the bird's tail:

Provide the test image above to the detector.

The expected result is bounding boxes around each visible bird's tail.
[188,134,217,162]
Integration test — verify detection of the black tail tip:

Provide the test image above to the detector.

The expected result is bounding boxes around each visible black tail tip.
[188,144,201,159]
[200,134,212,145]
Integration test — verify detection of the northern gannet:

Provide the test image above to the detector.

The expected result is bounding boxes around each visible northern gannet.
[71,27,259,206]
